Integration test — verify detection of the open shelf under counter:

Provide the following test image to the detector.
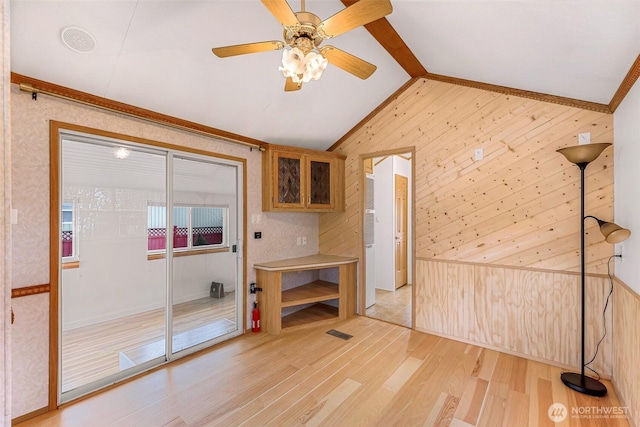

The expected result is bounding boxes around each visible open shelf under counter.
[281,304,339,330]
[254,254,358,335]
[281,280,339,308]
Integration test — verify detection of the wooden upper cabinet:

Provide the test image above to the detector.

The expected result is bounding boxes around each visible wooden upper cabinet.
[262,144,345,212]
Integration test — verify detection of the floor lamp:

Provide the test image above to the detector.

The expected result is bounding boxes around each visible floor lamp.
[556,142,631,397]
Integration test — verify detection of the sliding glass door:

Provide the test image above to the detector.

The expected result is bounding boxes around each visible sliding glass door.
[58,130,243,403]
[170,156,240,355]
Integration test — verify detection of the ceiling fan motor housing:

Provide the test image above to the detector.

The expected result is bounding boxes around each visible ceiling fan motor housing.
[284,11,324,53]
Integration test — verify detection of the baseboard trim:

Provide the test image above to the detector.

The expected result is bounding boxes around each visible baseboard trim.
[12,406,49,425]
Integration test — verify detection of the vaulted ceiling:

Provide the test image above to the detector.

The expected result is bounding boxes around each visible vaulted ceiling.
[9,1,640,151]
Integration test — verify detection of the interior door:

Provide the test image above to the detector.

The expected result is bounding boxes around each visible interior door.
[394,174,408,289]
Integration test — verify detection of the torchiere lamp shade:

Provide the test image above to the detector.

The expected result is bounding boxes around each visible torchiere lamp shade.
[557,143,612,165]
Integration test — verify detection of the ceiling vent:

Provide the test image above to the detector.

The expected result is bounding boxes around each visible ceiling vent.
[61,26,96,53]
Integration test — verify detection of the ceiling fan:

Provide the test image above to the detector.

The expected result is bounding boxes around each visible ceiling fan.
[211,0,393,91]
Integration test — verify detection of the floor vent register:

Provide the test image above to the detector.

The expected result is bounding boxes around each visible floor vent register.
[326,329,353,340]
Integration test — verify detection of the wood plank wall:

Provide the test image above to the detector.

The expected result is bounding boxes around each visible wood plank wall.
[416,259,612,377]
[613,278,640,425]
[320,78,615,371]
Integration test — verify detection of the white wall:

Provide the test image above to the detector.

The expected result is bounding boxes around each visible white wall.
[614,78,640,294]
[373,157,394,291]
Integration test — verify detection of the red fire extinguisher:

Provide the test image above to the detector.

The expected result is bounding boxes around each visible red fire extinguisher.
[252,301,261,332]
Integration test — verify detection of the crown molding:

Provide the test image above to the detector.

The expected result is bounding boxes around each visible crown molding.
[11,73,269,150]
[609,53,640,113]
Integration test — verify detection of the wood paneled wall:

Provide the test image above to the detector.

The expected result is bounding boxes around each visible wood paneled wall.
[613,278,640,425]
[319,78,615,369]
[415,259,612,376]
[321,78,614,273]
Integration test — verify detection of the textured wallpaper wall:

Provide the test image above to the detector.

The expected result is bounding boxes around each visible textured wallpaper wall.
[10,83,319,417]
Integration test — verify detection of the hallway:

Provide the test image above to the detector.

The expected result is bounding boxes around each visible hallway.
[365,284,411,327]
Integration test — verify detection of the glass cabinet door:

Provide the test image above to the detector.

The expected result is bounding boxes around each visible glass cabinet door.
[307,156,334,210]
[273,151,305,209]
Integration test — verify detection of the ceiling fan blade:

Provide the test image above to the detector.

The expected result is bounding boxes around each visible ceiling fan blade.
[284,77,302,92]
[321,46,376,79]
[318,0,392,38]
[261,0,300,27]
[212,41,284,58]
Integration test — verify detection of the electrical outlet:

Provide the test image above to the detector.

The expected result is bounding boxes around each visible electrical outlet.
[302,236,307,245]
[578,132,590,145]
[474,148,484,161]
[616,245,623,261]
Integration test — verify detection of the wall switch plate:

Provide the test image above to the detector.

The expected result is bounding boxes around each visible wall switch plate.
[10,209,18,225]
[296,236,301,246]
[578,132,590,145]
[254,231,262,239]
[474,148,484,161]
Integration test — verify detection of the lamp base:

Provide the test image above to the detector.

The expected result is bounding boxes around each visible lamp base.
[561,372,607,396]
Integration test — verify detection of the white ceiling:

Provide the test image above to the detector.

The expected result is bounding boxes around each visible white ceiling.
[10,1,640,151]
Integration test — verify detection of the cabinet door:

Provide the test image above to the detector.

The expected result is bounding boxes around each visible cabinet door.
[307,155,334,210]
[273,151,305,209]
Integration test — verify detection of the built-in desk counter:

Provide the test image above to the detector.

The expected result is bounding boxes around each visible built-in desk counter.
[254,254,358,335]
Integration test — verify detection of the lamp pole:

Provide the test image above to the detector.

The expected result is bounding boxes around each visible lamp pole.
[556,142,630,396]
[559,161,608,396]
[579,162,587,383]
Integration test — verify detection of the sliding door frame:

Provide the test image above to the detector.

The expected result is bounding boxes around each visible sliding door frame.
[49,121,247,409]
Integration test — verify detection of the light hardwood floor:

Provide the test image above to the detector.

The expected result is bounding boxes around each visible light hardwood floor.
[365,284,411,327]
[19,316,629,427]
[62,293,237,392]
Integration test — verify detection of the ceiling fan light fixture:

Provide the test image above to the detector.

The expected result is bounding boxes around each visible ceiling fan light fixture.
[279,47,328,84]
[213,0,393,91]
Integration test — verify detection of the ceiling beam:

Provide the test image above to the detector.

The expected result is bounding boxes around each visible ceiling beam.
[10,73,270,150]
[341,0,427,78]
[608,53,640,113]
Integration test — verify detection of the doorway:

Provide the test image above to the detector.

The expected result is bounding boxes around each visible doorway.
[53,125,244,404]
[363,151,413,328]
